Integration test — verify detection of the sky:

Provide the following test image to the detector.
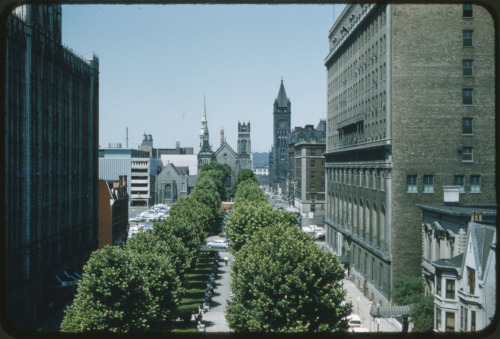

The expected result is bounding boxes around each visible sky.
[59,3,345,153]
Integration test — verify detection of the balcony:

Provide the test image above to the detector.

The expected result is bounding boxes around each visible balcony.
[457,287,481,305]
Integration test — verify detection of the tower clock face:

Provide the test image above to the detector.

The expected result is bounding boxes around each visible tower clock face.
[279,120,287,129]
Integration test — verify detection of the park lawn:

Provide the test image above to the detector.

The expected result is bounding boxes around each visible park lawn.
[172,251,218,332]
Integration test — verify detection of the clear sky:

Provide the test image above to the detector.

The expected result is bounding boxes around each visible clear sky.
[60,4,344,153]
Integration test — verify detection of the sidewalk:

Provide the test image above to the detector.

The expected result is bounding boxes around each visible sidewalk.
[202,248,233,332]
[343,278,402,332]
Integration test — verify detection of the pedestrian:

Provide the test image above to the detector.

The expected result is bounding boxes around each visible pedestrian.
[369,299,374,313]
[224,256,228,266]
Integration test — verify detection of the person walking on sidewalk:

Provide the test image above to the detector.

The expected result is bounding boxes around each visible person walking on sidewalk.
[224,256,228,266]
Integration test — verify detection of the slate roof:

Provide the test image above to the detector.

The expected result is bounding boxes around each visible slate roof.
[470,223,496,279]
[275,80,290,108]
[432,253,464,270]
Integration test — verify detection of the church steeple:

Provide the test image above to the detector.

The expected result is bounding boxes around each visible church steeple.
[200,94,209,148]
[275,78,290,108]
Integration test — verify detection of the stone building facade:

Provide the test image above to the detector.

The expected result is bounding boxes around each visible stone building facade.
[197,103,252,196]
[154,163,195,205]
[4,4,99,330]
[269,79,291,193]
[324,4,495,306]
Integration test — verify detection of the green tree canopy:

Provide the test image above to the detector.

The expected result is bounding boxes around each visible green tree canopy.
[198,170,228,201]
[233,180,267,206]
[167,196,213,232]
[60,246,181,333]
[125,229,189,281]
[232,168,259,194]
[225,200,298,252]
[226,222,351,332]
[191,176,222,216]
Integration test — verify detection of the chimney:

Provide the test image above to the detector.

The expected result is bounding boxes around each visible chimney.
[443,186,460,205]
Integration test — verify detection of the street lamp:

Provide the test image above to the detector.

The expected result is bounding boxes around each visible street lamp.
[357,296,360,315]
[376,303,381,332]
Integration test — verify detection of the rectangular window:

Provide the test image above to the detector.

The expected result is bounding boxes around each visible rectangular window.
[471,311,476,331]
[463,30,473,47]
[436,307,442,331]
[454,175,465,193]
[436,276,442,296]
[462,147,473,162]
[463,88,473,105]
[423,175,434,193]
[311,171,316,179]
[445,312,455,332]
[446,279,455,299]
[467,267,476,294]
[463,60,473,77]
[407,175,417,193]
[460,306,466,331]
[470,175,480,193]
[311,159,316,167]
[463,118,473,134]
[463,4,473,18]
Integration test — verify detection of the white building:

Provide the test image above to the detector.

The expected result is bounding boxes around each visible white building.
[433,221,496,332]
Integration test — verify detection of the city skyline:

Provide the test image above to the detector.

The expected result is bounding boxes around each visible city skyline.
[60,4,344,152]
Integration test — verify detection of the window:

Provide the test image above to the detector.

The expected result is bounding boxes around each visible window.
[462,147,473,162]
[463,30,473,47]
[461,306,467,331]
[467,267,476,294]
[463,4,473,18]
[446,279,455,299]
[463,118,473,134]
[471,311,476,331]
[470,175,480,193]
[463,60,473,77]
[445,312,455,332]
[436,307,442,331]
[423,175,434,193]
[311,159,316,167]
[454,175,465,193]
[436,276,442,296]
[463,88,473,105]
[407,175,417,192]
[311,171,316,179]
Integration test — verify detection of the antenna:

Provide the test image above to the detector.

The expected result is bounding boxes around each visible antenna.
[126,127,129,148]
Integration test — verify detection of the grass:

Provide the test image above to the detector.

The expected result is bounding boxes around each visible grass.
[172,251,218,333]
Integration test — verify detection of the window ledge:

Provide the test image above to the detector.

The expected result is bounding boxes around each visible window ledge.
[470,192,481,194]
[406,191,418,194]
[462,133,474,136]
[423,191,435,194]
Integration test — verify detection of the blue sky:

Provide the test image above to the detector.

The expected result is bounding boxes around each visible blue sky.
[60,4,344,152]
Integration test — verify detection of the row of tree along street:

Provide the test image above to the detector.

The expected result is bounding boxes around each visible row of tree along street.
[60,163,230,333]
[224,174,352,332]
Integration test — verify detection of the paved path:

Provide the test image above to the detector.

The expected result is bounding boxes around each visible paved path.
[202,236,233,332]
[343,278,402,332]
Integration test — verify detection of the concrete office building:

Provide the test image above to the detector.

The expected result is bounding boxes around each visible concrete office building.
[4,4,99,330]
[324,4,495,305]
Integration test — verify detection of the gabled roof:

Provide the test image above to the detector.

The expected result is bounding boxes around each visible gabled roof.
[275,80,290,108]
[467,222,496,279]
[213,142,238,159]
[432,253,464,271]
[200,138,212,153]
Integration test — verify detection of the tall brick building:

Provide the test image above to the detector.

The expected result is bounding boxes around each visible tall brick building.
[324,4,495,305]
[4,4,99,330]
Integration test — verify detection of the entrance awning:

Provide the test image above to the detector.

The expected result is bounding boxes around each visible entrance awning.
[337,255,350,264]
[370,305,412,318]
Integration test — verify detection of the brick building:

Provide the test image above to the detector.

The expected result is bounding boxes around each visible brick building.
[324,4,495,306]
[98,177,129,249]
[4,4,99,330]
[288,120,326,226]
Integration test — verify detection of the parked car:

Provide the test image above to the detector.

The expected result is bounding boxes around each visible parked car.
[207,239,229,249]
[350,327,369,333]
[347,314,362,328]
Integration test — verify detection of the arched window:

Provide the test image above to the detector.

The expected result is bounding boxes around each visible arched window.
[372,202,378,245]
[165,184,172,199]
[380,205,386,251]
[365,201,370,242]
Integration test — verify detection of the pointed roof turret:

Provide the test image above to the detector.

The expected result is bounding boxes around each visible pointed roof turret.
[275,79,290,108]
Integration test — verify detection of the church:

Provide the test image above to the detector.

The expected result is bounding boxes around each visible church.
[197,98,252,196]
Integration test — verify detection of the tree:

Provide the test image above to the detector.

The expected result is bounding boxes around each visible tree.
[199,162,231,201]
[198,170,228,201]
[168,196,213,233]
[60,246,181,333]
[233,180,267,206]
[226,222,351,332]
[225,199,298,252]
[392,274,433,332]
[125,229,189,281]
[232,168,259,194]
[191,176,221,217]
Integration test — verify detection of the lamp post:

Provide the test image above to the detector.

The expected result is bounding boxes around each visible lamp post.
[357,296,360,315]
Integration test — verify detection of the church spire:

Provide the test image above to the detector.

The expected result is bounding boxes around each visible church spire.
[200,94,209,148]
[275,78,290,108]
